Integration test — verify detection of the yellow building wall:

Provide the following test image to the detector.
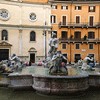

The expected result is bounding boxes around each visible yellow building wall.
[51,3,100,63]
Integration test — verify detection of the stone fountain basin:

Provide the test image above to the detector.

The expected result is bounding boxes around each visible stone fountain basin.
[32,74,89,95]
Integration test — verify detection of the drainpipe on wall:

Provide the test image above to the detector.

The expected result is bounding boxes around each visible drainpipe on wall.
[98,4,100,65]
[69,0,73,64]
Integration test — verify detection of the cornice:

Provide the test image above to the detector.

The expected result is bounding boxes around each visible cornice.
[0,24,52,30]
[49,0,100,4]
[0,0,50,7]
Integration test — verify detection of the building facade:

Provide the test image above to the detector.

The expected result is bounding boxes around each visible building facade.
[0,0,51,62]
[49,0,100,64]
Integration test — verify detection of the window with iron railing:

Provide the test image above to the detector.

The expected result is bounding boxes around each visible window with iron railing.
[88,31,95,39]
[61,31,68,39]
[74,31,81,39]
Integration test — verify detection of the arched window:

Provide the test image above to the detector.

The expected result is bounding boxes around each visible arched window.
[30,31,36,41]
[88,31,95,39]
[1,30,8,40]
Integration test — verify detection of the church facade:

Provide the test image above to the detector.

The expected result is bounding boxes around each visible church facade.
[0,0,51,62]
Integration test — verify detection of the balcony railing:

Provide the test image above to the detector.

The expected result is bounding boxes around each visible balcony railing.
[59,22,100,28]
[59,38,100,43]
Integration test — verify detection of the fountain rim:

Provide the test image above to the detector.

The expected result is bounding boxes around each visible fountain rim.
[32,74,89,78]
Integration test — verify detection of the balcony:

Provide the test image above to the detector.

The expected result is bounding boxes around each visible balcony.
[59,22,100,28]
[59,38,100,44]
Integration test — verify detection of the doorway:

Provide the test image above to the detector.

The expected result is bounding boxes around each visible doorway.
[30,53,35,63]
[0,49,9,61]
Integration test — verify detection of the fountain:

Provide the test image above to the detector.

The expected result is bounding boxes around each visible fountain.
[32,32,89,95]
[3,32,100,96]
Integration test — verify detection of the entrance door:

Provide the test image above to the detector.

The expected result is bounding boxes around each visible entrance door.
[30,53,35,63]
[0,49,9,61]
[75,54,81,63]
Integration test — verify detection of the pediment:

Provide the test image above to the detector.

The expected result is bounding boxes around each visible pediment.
[28,47,37,52]
[0,41,12,46]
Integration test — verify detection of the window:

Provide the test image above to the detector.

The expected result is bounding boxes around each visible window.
[89,6,95,12]
[62,43,66,49]
[76,44,80,49]
[29,13,36,21]
[51,5,57,9]
[62,16,67,25]
[75,6,82,10]
[61,5,68,10]
[89,44,93,49]
[76,16,80,24]
[89,16,94,26]
[30,31,36,41]
[74,31,81,39]
[88,31,95,39]
[61,31,68,39]
[0,9,10,21]
[52,31,57,38]
[50,15,56,24]
[1,30,8,40]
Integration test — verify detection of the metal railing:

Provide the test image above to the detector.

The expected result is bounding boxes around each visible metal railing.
[59,22,100,28]
[59,38,100,43]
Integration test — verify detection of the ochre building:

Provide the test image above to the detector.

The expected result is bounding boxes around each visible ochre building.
[49,0,100,64]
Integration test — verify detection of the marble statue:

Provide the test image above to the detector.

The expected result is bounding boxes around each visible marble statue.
[45,32,68,75]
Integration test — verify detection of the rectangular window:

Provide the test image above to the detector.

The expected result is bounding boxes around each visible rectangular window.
[76,16,80,24]
[62,16,67,25]
[75,6,82,10]
[89,6,95,12]
[74,31,81,39]
[61,5,68,10]
[76,44,80,49]
[88,32,95,39]
[50,15,56,24]
[51,5,57,9]
[89,16,94,26]
[62,43,66,49]
[89,44,93,49]
[61,31,68,39]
